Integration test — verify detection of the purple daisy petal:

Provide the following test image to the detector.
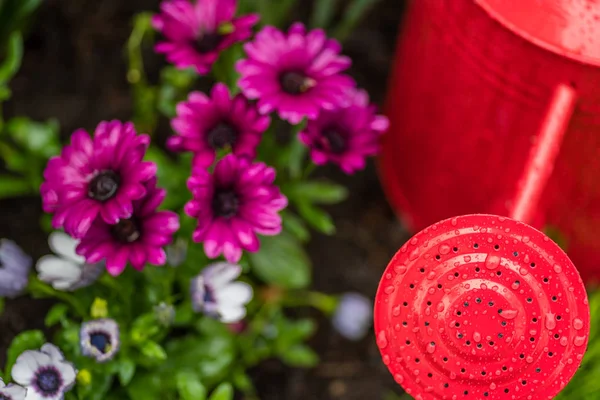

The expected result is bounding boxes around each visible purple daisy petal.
[77,179,180,276]
[153,0,259,75]
[41,121,156,239]
[299,88,389,174]
[185,154,287,262]
[169,83,270,167]
[236,22,356,124]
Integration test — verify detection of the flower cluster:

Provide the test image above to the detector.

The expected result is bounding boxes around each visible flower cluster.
[41,121,179,276]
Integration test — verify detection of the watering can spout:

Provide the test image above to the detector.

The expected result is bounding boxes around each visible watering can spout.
[510,83,577,225]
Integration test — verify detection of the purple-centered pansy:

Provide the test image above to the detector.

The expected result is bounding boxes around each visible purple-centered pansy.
[0,378,27,400]
[41,120,157,239]
[236,22,355,124]
[0,239,32,298]
[185,154,287,263]
[11,343,76,400]
[190,262,252,323]
[168,83,270,167]
[299,89,389,174]
[80,319,120,363]
[76,179,180,276]
[36,231,103,292]
[152,0,259,75]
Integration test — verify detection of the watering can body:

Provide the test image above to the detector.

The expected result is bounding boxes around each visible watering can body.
[380,0,600,283]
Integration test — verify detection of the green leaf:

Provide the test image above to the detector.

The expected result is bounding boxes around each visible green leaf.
[0,175,32,198]
[333,0,383,42]
[282,210,310,242]
[280,344,319,367]
[6,117,61,158]
[310,0,341,29]
[176,370,207,400]
[0,32,22,84]
[249,231,311,289]
[140,341,167,361]
[0,298,4,316]
[126,372,163,400]
[5,330,45,377]
[44,303,69,327]
[208,382,234,400]
[287,181,348,204]
[130,313,160,343]
[296,202,336,235]
[287,135,307,180]
[118,359,136,386]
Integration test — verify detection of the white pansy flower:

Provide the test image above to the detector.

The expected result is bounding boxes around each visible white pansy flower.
[0,377,27,400]
[36,231,103,291]
[190,262,253,323]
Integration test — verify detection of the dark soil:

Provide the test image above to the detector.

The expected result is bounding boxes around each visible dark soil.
[0,0,409,398]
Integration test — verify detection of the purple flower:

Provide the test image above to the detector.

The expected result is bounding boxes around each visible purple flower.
[299,89,389,174]
[0,239,32,298]
[332,292,373,341]
[168,83,270,167]
[11,343,76,400]
[41,120,157,239]
[80,319,120,363]
[190,262,252,323]
[185,154,287,263]
[236,22,355,124]
[152,0,259,75]
[77,179,180,276]
[0,378,27,400]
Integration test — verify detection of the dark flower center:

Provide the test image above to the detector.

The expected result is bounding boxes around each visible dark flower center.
[90,332,111,353]
[35,367,61,395]
[194,32,222,53]
[88,171,121,202]
[279,71,313,95]
[0,394,10,400]
[111,218,141,243]
[203,284,216,304]
[321,127,347,154]
[207,122,238,150]
[0,260,4,269]
[212,190,239,218]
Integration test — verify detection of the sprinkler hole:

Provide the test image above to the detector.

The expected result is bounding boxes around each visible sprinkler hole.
[457,311,462,316]
[496,271,502,276]
[464,302,469,307]
[481,371,486,376]
[406,340,411,345]
[488,301,494,306]
[427,301,432,306]
[502,366,507,371]
[443,357,448,362]
[519,354,524,359]
[501,321,507,326]
[527,298,532,303]
[475,267,480,272]
[554,334,560,339]
[402,321,407,326]
[530,337,535,342]
[474,243,479,248]
[410,284,415,289]
[420,268,425,273]
[438,284,443,289]
[428,373,432,377]
[415,358,420,363]
[536,368,541,373]
[425,321,430,326]
[513,251,519,257]
[454,272,459,277]
[455,322,460,327]
[543,277,549,283]
[552,296,557,301]
[484,393,489,397]
[464,391,469,395]
[453,247,458,252]
[548,352,554,357]
[494,244,499,250]
[498,333,503,338]
[530,262,536,268]
[489,341,494,346]
[403,301,408,306]
[476,298,482,303]
[458,333,463,339]
[556,315,562,320]
[461,368,466,373]
[477,343,483,349]
[504,389,509,393]
[498,309,502,314]
[532,318,538,323]
[444,383,449,388]
[435,255,441,260]
[522,380,527,386]
[466,341,471,346]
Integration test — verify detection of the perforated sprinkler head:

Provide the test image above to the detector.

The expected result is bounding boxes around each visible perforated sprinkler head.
[374,214,589,400]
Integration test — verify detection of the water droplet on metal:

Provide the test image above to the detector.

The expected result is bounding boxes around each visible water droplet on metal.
[437,302,445,312]
[394,374,404,384]
[573,318,584,330]
[426,342,436,354]
[554,264,563,273]
[383,355,390,364]
[545,314,557,330]
[377,331,388,349]
[395,265,407,274]
[439,244,451,255]
[385,285,395,294]
[473,332,482,342]
[499,310,518,320]
[560,336,568,346]
[485,254,501,269]
[574,336,586,347]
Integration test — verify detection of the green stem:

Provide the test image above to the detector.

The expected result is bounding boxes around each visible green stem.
[28,278,87,318]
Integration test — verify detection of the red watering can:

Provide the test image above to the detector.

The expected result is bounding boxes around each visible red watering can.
[379,0,600,284]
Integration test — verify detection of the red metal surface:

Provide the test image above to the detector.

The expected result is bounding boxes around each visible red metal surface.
[374,214,590,400]
[379,0,600,284]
